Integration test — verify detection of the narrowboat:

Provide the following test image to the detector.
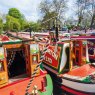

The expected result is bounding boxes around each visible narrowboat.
[0,34,53,95]
[43,35,95,95]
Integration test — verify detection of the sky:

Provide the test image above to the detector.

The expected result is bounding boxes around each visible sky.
[0,0,76,22]
[66,0,76,19]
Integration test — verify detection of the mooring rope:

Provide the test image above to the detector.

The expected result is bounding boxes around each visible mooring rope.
[25,39,50,95]
[25,63,40,95]
[40,39,50,60]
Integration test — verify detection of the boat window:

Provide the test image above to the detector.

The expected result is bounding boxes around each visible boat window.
[7,49,26,78]
[88,48,94,55]
[32,55,38,64]
[0,47,4,60]
[0,47,4,72]
[76,50,79,63]
[83,47,86,56]
[30,44,39,54]
[0,62,4,72]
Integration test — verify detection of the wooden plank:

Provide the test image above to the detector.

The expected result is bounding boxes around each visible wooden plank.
[3,44,22,49]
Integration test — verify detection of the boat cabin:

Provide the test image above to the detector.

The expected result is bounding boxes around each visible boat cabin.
[0,36,40,88]
[73,40,88,66]
[43,37,89,74]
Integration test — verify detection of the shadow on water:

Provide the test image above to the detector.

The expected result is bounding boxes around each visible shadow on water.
[53,82,74,95]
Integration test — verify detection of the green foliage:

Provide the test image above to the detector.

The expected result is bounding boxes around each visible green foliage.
[5,8,26,32]
[6,15,20,32]
[29,22,41,32]
[0,18,3,34]
[5,8,27,32]
[8,8,22,19]
[18,14,28,30]
[3,8,41,32]
[66,24,74,30]
[19,19,28,30]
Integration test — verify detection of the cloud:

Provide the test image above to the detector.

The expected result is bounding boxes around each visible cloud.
[0,0,42,22]
[0,0,77,22]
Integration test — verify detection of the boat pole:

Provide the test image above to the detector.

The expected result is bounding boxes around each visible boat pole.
[29,27,32,38]
[55,17,59,41]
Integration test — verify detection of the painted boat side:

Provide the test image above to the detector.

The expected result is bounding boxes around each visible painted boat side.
[61,78,95,93]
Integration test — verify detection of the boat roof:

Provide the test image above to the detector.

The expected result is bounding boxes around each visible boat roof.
[66,64,95,78]
[71,35,95,40]
[8,32,33,40]
[0,35,10,41]
[0,34,23,45]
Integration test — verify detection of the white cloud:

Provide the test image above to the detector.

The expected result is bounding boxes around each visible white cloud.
[0,0,78,22]
[0,0,42,22]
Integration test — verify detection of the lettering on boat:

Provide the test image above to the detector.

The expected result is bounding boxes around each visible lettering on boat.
[44,49,58,64]
[46,49,58,60]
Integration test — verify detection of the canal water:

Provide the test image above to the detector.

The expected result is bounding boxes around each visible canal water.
[53,82,74,95]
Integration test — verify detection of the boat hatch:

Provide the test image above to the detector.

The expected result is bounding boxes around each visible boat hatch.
[7,48,26,78]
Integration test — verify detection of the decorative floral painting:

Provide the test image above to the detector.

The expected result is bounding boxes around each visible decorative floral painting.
[30,44,39,54]
[0,47,4,60]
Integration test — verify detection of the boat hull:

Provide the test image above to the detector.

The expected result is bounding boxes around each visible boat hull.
[61,77,95,95]
[57,84,92,95]
[45,67,95,95]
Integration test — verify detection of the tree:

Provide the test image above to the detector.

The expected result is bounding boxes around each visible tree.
[19,14,27,30]
[5,8,42,32]
[8,8,22,19]
[40,0,52,14]
[29,22,41,32]
[76,0,86,26]
[75,0,95,29]
[6,15,20,32]
[39,0,67,30]
[20,21,30,30]
[52,0,67,19]
[0,18,3,34]
[88,0,95,28]
[41,11,58,29]
[6,8,26,32]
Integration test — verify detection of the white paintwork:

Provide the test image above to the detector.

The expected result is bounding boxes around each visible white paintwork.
[86,43,89,62]
[59,43,70,72]
[62,78,95,93]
